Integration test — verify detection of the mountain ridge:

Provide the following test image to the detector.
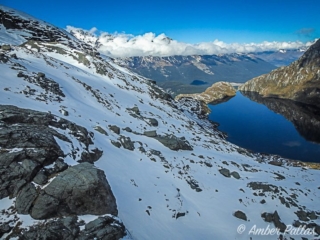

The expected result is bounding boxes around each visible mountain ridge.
[115,54,276,95]
[240,39,320,106]
[0,5,320,240]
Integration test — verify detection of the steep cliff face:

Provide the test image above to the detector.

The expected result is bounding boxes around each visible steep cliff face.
[240,39,320,106]
[175,81,236,105]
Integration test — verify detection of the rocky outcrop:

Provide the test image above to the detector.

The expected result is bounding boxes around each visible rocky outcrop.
[0,105,124,238]
[0,6,98,55]
[261,211,286,232]
[154,134,193,151]
[11,215,126,240]
[175,81,236,105]
[31,162,117,219]
[240,39,320,106]
[175,96,211,117]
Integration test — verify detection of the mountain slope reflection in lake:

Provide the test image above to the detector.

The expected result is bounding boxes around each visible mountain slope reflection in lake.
[208,92,320,162]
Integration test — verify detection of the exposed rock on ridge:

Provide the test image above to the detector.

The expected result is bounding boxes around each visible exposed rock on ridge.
[175,81,236,105]
[240,39,320,106]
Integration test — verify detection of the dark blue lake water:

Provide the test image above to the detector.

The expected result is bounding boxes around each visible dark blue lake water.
[208,91,320,163]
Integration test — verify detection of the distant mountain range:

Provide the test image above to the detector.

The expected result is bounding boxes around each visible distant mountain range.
[68,28,308,95]
[253,49,306,67]
[114,54,276,95]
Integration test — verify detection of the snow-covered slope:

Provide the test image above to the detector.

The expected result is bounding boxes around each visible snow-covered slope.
[1,5,320,240]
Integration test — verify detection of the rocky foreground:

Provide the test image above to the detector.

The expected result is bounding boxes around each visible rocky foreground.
[240,39,320,106]
[0,105,126,239]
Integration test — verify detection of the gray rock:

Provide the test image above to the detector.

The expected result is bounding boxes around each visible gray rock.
[139,146,146,152]
[17,71,27,78]
[309,211,317,220]
[149,118,158,127]
[109,125,120,134]
[154,134,193,151]
[33,170,48,185]
[79,148,103,163]
[0,124,62,150]
[111,140,121,148]
[219,168,231,178]
[293,220,320,235]
[0,223,12,238]
[0,148,55,199]
[261,211,286,232]
[268,160,282,166]
[54,159,68,172]
[1,45,11,51]
[37,72,45,78]
[186,179,202,192]
[19,216,79,240]
[79,216,126,240]
[0,53,9,63]
[234,210,247,221]
[119,136,135,151]
[59,109,69,116]
[131,106,140,114]
[21,159,40,180]
[247,182,279,193]
[31,192,60,219]
[94,126,108,135]
[123,127,132,132]
[16,216,126,240]
[298,211,309,221]
[176,212,186,219]
[295,210,316,221]
[16,183,39,214]
[144,130,157,137]
[31,162,118,219]
[231,171,241,179]
[18,215,126,240]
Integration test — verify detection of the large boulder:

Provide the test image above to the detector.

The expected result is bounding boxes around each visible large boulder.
[0,105,96,200]
[31,162,117,219]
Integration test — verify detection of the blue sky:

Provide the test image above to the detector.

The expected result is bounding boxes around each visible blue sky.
[1,0,319,44]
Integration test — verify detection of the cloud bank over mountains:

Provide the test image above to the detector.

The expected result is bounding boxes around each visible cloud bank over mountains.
[67,26,316,58]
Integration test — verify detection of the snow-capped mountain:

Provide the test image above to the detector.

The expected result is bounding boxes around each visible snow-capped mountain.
[1,5,320,240]
[67,28,278,95]
[67,27,308,96]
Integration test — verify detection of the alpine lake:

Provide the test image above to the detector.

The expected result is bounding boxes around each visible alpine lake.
[208,91,320,163]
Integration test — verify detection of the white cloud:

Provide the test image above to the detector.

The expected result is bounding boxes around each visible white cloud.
[66,26,315,58]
